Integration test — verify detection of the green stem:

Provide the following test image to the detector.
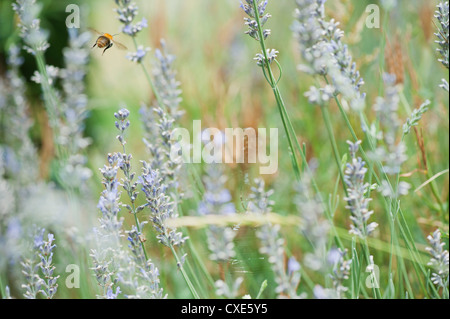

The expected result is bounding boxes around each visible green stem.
[121,136,149,262]
[35,51,64,161]
[251,1,301,180]
[255,280,268,299]
[250,3,345,250]
[423,156,447,220]
[131,37,166,109]
[169,244,200,299]
[0,274,6,298]
[177,202,216,293]
[320,105,348,197]
[362,237,382,299]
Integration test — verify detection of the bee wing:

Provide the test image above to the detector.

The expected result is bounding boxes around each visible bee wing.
[111,40,128,50]
[88,28,103,36]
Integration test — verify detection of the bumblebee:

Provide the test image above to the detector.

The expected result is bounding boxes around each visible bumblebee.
[90,29,127,55]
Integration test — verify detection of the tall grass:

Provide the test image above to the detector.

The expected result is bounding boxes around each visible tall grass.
[0,0,448,299]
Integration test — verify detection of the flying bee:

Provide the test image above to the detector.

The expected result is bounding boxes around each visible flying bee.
[89,29,127,55]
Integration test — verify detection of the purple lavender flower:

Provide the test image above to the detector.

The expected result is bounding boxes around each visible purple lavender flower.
[114,1,147,37]
[21,229,59,299]
[241,0,272,41]
[126,45,150,63]
[198,165,237,262]
[435,1,449,70]
[370,74,410,184]
[12,0,50,54]
[106,286,121,299]
[426,229,449,289]
[138,161,187,247]
[292,0,365,111]
[250,178,302,298]
[344,140,378,239]
[38,233,59,299]
[121,222,165,298]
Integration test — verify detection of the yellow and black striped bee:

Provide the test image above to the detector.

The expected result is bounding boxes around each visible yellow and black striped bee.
[90,29,127,55]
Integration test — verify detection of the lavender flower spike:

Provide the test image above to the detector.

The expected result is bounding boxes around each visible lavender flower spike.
[344,140,378,239]
[12,0,50,54]
[38,233,60,299]
[426,229,449,289]
[21,229,59,299]
[138,162,187,247]
[434,1,449,70]
[114,0,147,37]
[250,178,303,298]
[241,0,272,42]
[198,165,236,262]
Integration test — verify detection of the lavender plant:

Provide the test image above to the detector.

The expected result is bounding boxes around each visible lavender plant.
[20,230,45,299]
[292,0,365,196]
[241,0,305,180]
[193,164,247,298]
[113,0,204,298]
[291,4,425,284]
[293,0,365,112]
[435,2,449,68]
[113,108,146,259]
[139,42,185,202]
[292,1,440,298]
[37,232,59,299]
[215,277,244,299]
[0,45,39,186]
[198,165,237,262]
[114,0,164,108]
[329,249,351,299]
[138,163,187,248]
[119,223,166,299]
[21,228,59,299]
[0,45,58,293]
[91,153,125,298]
[57,29,92,190]
[3,13,96,301]
[112,104,195,298]
[149,40,184,120]
[426,229,449,296]
[91,110,135,299]
[137,162,198,298]
[12,1,93,190]
[403,100,430,136]
[344,140,378,239]
[294,175,329,272]
[249,178,302,298]
[294,174,351,299]
[434,1,449,92]
[313,248,351,299]
[114,0,148,37]
[12,0,59,135]
[92,108,167,299]
[115,0,186,202]
[370,74,412,198]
